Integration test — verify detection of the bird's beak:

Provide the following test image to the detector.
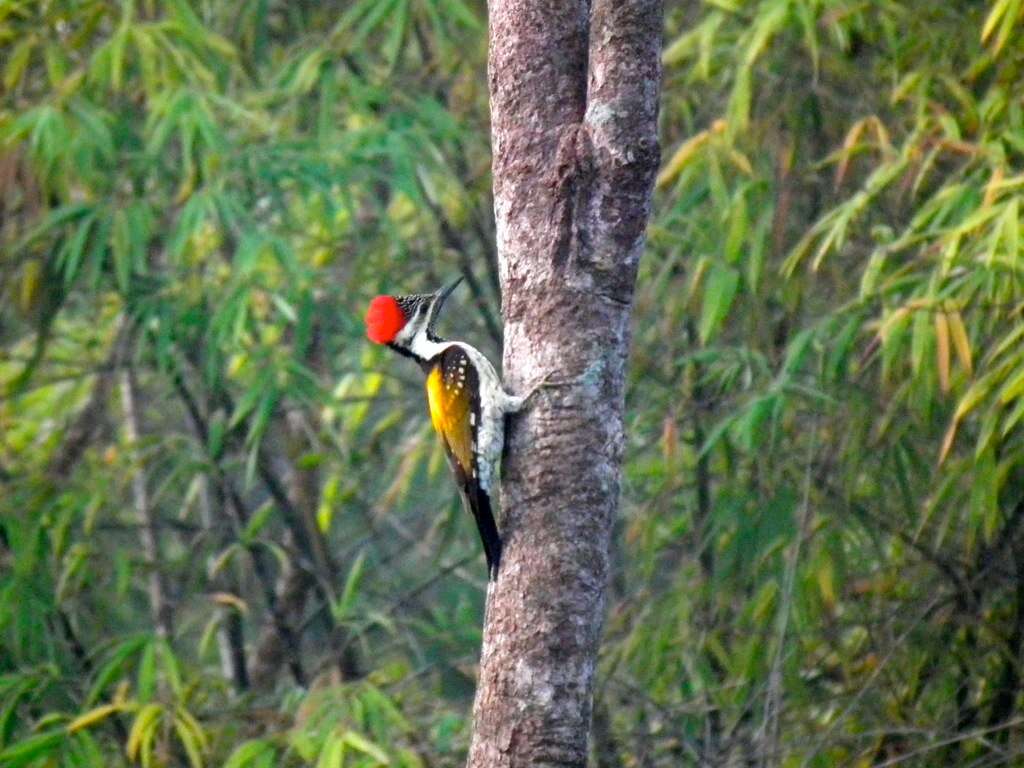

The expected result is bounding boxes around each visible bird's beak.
[427,276,462,333]
[436,276,463,305]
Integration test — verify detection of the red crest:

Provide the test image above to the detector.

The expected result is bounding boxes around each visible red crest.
[365,295,407,344]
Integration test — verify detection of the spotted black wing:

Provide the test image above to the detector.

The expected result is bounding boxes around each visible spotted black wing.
[424,346,501,578]
[425,346,479,483]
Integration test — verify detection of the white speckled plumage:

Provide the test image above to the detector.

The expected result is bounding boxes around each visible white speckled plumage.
[396,297,529,493]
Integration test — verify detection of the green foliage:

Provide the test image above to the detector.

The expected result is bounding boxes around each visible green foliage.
[621,0,1024,763]
[2,0,1024,766]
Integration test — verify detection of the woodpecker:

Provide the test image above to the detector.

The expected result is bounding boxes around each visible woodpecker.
[364,278,536,580]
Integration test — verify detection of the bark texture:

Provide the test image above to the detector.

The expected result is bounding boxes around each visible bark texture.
[468,1,662,765]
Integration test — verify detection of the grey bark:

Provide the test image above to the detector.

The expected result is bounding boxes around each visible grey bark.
[468,1,662,765]
[250,412,323,688]
[249,528,314,689]
[195,473,250,692]
[121,366,174,640]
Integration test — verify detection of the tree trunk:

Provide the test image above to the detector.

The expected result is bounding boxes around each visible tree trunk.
[468,1,662,765]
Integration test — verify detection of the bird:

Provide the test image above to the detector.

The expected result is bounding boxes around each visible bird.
[364,277,544,581]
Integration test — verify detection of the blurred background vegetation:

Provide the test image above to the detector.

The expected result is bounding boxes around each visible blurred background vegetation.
[2,0,1024,765]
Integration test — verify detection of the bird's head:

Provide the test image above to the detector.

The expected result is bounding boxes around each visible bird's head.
[365,277,462,352]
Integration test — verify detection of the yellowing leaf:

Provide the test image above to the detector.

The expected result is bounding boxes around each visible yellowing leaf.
[981,0,1009,42]
[953,378,992,422]
[173,714,206,768]
[67,703,124,734]
[656,129,711,189]
[935,311,951,393]
[938,418,958,465]
[3,36,35,91]
[728,148,754,176]
[174,166,196,204]
[210,592,248,614]
[1002,197,1020,259]
[877,306,910,344]
[998,366,1024,404]
[751,580,779,623]
[686,255,711,310]
[868,116,892,153]
[981,0,1023,53]
[113,679,130,704]
[948,311,973,375]
[984,166,1005,206]
[834,118,867,190]
[127,703,163,761]
[19,259,41,314]
[660,415,678,465]
[817,560,836,611]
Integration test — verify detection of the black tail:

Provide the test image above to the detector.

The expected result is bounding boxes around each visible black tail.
[464,483,502,581]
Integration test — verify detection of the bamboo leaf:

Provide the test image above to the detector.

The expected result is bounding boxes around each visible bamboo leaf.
[743,0,787,66]
[948,311,973,375]
[333,550,368,623]
[834,118,867,190]
[342,731,389,763]
[656,129,711,189]
[242,501,275,543]
[750,580,779,623]
[982,0,1012,42]
[224,740,277,768]
[156,641,183,696]
[4,36,35,91]
[67,703,125,734]
[173,713,205,768]
[699,263,740,344]
[86,635,149,705]
[316,732,345,768]
[210,592,248,613]
[126,703,163,761]
[998,366,1024,404]
[934,311,951,393]
[137,641,156,702]
[0,730,65,767]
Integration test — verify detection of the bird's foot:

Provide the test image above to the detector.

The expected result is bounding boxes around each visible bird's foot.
[505,370,581,412]
[523,370,580,403]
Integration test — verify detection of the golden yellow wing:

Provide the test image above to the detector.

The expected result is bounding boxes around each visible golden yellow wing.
[424,346,479,482]
[424,347,501,579]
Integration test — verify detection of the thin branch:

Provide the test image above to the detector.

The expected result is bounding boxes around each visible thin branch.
[871,718,1024,768]
[195,464,250,693]
[759,417,818,764]
[169,366,307,686]
[120,364,174,640]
